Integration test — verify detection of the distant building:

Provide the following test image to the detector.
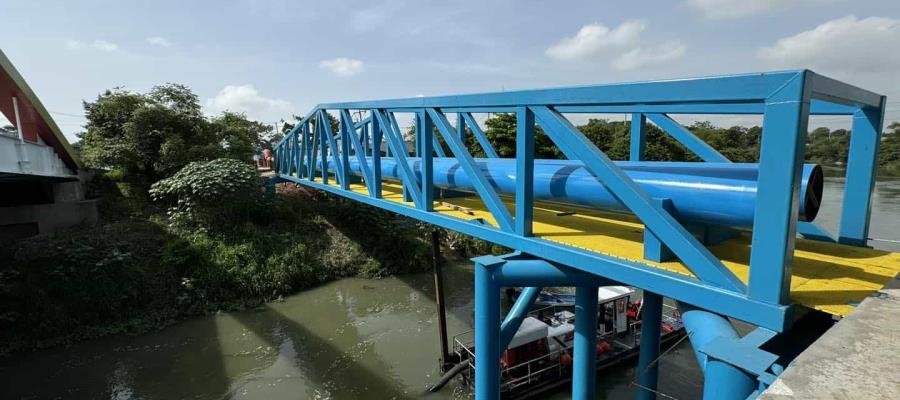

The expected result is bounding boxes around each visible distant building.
[0,49,97,239]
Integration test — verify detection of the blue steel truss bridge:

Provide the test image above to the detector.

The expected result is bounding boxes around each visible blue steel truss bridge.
[271,70,900,400]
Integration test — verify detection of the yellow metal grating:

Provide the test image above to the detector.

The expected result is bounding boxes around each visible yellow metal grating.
[334,182,900,317]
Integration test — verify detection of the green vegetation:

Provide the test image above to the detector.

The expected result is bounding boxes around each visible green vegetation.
[76,84,274,194]
[0,85,433,355]
[0,173,432,354]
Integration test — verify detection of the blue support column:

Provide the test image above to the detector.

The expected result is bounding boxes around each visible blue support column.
[838,100,886,246]
[421,111,434,211]
[637,292,663,400]
[748,71,811,305]
[474,255,504,400]
[516,106,535,236]
[630,113,646,161]
[371,110,383,198]
[573,286,599,400]
[457,112,465,142]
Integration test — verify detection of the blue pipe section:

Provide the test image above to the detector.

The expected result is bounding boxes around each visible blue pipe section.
[573,286,599,400]
[499,287,542,350]
[330,157,823,229]
[678,303,756,400]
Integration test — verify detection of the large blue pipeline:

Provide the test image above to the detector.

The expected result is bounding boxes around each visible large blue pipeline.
[324,157,823,229]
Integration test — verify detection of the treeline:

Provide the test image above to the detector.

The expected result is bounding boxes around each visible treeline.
[445,114,900,175]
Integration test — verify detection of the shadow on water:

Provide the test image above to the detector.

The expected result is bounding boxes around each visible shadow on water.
[0,316,232,400]
[228,301,410,399]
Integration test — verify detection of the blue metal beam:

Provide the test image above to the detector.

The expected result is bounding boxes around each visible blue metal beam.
[474,255,503,400]
[341,110,376,196]
[318,110,346,187]
[748,71,811,305]
[516,106,534,236]
[461,112,500,158]
[573,286,599,400]
[428,108,515,232]
[645,113,730,163]
[630,113,646,161]
[838,101,886,245]
[532,106,745,293]
[270,182,792,330]
[319,71,803,110]
[637,292,663,400]
[373,110,422,207]
[499,286,541,349]
[420,110,434,211]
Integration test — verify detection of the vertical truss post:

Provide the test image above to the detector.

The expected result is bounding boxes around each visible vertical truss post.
[516,106,535,236]
[298,123,308,179]
[308,117,318,181]
[361,117,369,156]
[573,286,599,400]
[457,112,465,142]
[319,113,329,185]
[293,128,301,177]
[748,72,811,305]
[630,112,646,161]
[421,110,434,211]
[474,255,504,400]
[838,99,886,246]
[371,110,383,198]
[637,292,662,400]
[340,111,351,190]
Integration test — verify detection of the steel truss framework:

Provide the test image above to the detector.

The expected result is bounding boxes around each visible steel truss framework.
[273,70,885,333]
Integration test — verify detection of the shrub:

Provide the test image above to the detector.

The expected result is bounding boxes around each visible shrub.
[150,158,264,230]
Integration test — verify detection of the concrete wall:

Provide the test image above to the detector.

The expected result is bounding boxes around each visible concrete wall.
[0,176,98,240]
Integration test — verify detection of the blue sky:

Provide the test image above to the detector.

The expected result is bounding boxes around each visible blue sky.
[1,0,899,141]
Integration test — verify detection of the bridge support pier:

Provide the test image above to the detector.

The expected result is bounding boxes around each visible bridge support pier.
[637,292,663,400]
[678,303,782,400]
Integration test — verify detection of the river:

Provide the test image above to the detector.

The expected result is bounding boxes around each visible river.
[1,177,898,399]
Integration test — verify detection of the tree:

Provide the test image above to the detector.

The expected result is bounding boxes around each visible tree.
[209,112,271,161]
[77,83,268,192]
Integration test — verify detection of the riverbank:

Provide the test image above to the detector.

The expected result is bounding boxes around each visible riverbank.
[0,184,435,355]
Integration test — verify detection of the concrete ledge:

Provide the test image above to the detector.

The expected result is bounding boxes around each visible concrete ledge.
[0,199,98,238]
[760,279,900,400]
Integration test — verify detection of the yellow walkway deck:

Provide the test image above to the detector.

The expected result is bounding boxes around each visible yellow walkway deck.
[334,182,900,317]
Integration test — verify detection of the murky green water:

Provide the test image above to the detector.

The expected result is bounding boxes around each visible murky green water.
[1,177,898,400]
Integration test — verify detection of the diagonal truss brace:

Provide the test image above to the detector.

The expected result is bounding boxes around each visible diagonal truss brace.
[531,105,745,292]
[340,110,376,196]
[372,109,423,207]
[428,108,514,232]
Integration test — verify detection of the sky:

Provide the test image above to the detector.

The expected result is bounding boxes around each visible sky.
[1,0,899,142]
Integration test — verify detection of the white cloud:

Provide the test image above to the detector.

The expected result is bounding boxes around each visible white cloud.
[612,41,688,71]
[147,36,172,47]
[65,40,84,50]
[545,21,644,60]
[205,85,292,121]
[685,0,781,19]
[319,57,365,77]
[758,15,900,74]
[65,39,119,51]
[91,40,118,52]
